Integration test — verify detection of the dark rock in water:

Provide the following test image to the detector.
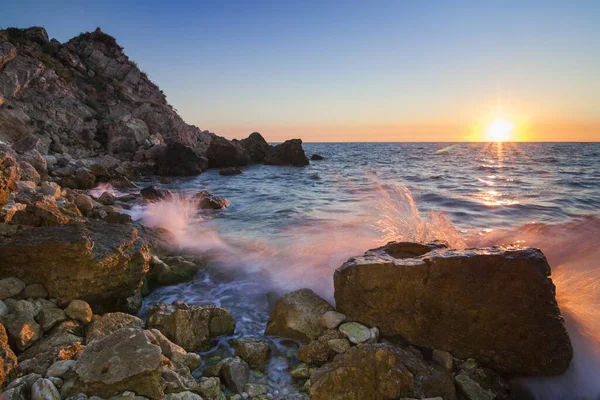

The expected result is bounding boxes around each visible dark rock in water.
[310,343,455,400]
[311,154,324,161]
[264,139,309,167]
[155,143,207,177]
[240,132,271,163]
[219,167,242,176]
[0,222,150,310]
[140,185,171,202]
[233,337,272,369]
[206,136,250,168]
[265,288,333,344]
[193,190,229,209]
[146,301,236,352]
[334,242,573,376]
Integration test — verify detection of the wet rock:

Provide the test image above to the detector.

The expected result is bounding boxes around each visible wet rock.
[86,312,144,343]
[147,256,197,289]
[289,363,311,379]
[264,139,309,167]
[319,311,346,330]
[155,143,207,177]
[310,154,324,161]
[0,277,26,300]
[244,383,267,398]
[207,136,250,168]
[310,344,455,400]
[193,190,229,210]
[144,329,201,370]
[74,195,94,215]
[457,359,510,400]
[220,357,249,394]
[239,132,271,163]
[338,322,371,344]
[194,377,222,400]
[0,322,18,387]
[31,378,61,400]
[146,301,236,352]
[140,185,171,202]
[334,243,573,376]
[233,337,271,369]
[98,191,116,205]
[66,328,163,399]
[165,392,202,400]
[219,167,242,176]
[0,222,150,310]
[265,288,333,344]
[65,300,92,324]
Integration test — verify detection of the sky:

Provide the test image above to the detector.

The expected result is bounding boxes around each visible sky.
[2,0,600,142]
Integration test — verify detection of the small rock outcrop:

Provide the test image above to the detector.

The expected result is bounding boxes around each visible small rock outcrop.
[264,139,309,167]
[334,242,573,376]
[239,132,271,163]
[264,288,333,343]
[0,222,150,310]
[146,301,236,352]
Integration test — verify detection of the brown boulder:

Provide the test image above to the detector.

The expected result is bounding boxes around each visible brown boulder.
[334,242,573,376]
[0,222,150,310]
[310,343,455,400]
[264,288,333,344]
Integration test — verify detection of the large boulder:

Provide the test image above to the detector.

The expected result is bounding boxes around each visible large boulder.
[206,136,250,168]
[0,222,150,310]
[146,301,236,352]
[310,343,455,400]
[334,242,573,376]
[264,288,333,344]
[65,328,163,399]
[155,143,207,176]
[86,312,144,343]
[239,132,271,163]
[264,139,309,167]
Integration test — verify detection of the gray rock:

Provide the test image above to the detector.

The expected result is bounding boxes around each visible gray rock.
[37,307,67,332]
[21,283,49,299]
[220,357,249,394]
[46,359,77,378]
[244,383,267,397]
[319,311,346,330]
[86,312,143,343]
[165,392,202,400]
[234,338,271,369]
[455,373,495,400]
[0,277,26,300]
[338,322,371,344]
[31,378,61,400]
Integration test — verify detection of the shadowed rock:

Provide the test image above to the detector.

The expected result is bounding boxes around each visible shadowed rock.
[264,139,309,167]
[334,242,573,376]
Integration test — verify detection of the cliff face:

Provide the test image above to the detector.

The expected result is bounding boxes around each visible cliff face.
[0,27,213,160]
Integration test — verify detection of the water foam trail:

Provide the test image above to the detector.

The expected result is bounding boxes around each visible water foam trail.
[89,183,123,198]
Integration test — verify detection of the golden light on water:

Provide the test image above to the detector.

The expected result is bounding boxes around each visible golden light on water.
[486,117,514,142]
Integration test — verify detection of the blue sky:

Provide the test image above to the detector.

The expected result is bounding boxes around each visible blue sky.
[3,0,600,141]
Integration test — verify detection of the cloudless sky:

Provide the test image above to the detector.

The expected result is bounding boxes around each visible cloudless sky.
[3,0,600,141]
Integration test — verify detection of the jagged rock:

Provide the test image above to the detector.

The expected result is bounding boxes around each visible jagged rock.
[220,357,249,394]
[147,256,197,289]
[0,150,19,207]
[239,132,271,163]
[24,27,49,44]
[39,182,61,199]
[290,363,311,379]
[0,41,17,69]
[31,378,61,400]
[265,288,333,344]
[456,359,510,400]
[264,139,309,167]
[0,322,18,387]
[310,154,324,161]
[65,300,93,324]
[98,191,116,205]
[319,311,346,330]
[144,329,201,371]
[20,150,47,176]
[140,186,171,202]
[310,344,455,400]
[233,337,271,369]
[0,222,150,310]
[18,161,41,184]
[155,143,207,176]
[0,277,26,300]
[65,328,163,399]
[219,167,242,176]
[2,300,42,351]
[206,136,250,168]
[86,312,143,343]
[146,301,235,352]
[194,377,222,400]
[334,242,573,376]
[192,190,229,210]
[11,200,71,226]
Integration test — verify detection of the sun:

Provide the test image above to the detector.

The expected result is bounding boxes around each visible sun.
[486,117,514,142]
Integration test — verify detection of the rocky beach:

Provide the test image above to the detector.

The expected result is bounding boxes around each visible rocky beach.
[0,26,580,400]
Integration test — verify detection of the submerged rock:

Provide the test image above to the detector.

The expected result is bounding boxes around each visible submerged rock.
[140,185,171,202]
[0,222,150,310]
[334,242,573,376]
[233,337,271,369]
[310,154,324,161]
[265,288,333,344]
[146,301,235,352]
[264,139,309,167]
[193,190,229,210]
[219,167,242,176]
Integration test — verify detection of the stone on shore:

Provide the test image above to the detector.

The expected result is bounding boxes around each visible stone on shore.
[265,288,333,344]
[65,328,163,399]
[146,301,235,352]
[334,242,573,376]
[0,222,150,310]
[220,356,249,394]
[264,139,309,167]
[338,322,371,344]
[31,378,61,400]
[0,277,26,300]
[310,344,455,400]
[320,310,346,330]
[233,337,271,369]
[65,300,93,324]
[86,312,144,343]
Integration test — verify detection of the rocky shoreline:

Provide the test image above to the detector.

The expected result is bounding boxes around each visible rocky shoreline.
[0,26,573,400]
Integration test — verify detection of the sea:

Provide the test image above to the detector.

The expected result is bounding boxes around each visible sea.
[121,142,600,399]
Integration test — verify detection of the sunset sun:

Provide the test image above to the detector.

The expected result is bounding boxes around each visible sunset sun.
[486,117,514,142]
